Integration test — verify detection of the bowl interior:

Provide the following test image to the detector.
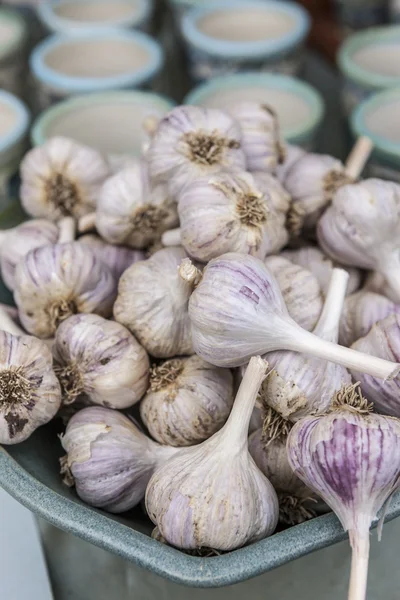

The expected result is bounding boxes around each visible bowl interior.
[53,0,141,23]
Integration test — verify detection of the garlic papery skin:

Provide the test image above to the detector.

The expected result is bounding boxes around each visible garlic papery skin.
[287,384,400,600]
[92,162,178,249]
[317,179,400,301]
[275,144,306,184]
[0,219,59,291]
[145,356,278,551]
[147,105,246,197]
[177,170,289,263]
[14,242,116,339]
[188,252,400,379]
[78,234,145,281]
[0,330,61,444]
[61,406,179,513]
[227,102,285,173]
[351,314,400,417]
[114,247,194,358]
[140,355,233,446]
[20,137,110,221]
[281,245,362,296]
[340,290,400,348]
[53,314,150,409]
[264,255,323,331]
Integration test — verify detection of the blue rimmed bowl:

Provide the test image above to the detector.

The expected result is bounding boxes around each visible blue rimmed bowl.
[0,7,28,98]
[180,0,310,83]
[31,89,174,169]
[338,25,400,115]
[185,72,324,149]
[30,29,164,111]
[37,0,154,35]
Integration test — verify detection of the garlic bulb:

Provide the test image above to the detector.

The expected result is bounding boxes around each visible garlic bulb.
[20,137,109,221]
[176,170,289,263]
[340,290,400,347]
[61,406,178,513]
[188,252,399,379]
[364,271,399,303]
[262,268,351,424]
[53,314,149,409]
[145,356,278,551]
[264,255,323,331]
[0,329,61,444]
[227,102,285,173]
[281,245,362,296]
[140,355,233,446]
[81,163,178,249]
[351,314,400,417]
[14,242,116,339]
[78,234,145,280]
[318,179,400,301]
[275,144,306,184]
[147,105,246,197]
[114,247,194,358]
[287,384,400,600]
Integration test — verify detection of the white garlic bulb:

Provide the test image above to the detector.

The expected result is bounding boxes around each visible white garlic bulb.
[364,271,400,303]
[147,105,246,197]
[20,137,110,221]
[0,330,61,444]
[145,357,278,551]
[227,102,285,173]
[114,247,194,358]
[281,245,362,296]
[264,255,323,331]
[53,314,150,409]
[339,290,400,347]
[177,170,289,263]
[140,355,233,446]
[14,242,116,339]
[78,234,145,280]
[0,219,59,290]
[275,144,306,184]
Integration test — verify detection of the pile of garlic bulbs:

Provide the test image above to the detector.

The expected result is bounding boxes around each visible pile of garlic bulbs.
[2,103,400,600]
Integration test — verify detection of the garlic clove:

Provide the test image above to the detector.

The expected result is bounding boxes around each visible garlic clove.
[145,356,278,551]
[78,234,145,280]
[140,355,233,446]
[275,144,306,184]
[20,137,110,221]
[177,169,289,263]
[264,255,323,331]
[14,242,116,339]
[147,105,246,197]
[0,330,61,444]
[114,247,195,358]
[61,406,179,513]
[53,314,150,409]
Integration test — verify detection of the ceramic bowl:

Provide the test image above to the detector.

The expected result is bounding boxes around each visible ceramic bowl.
[338,25,400,115]
[180,0,310,83]
[0,7,28,98]
[0,90,30,204]
[332,0,389,32]
[1,0,44,48]
[30,30,164,111]
[37,0,154,35]
[31,90,174,169]
[185,72,324,149]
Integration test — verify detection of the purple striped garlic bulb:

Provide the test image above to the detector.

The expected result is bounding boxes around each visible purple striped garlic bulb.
[140,355,233,446]
[287,384,400,600]
[14,242,116,339]
[53,314,149,409]
[61,406,178,513]
[78,234,145,280]
[147,105,246,196]
[275,144,306,184]
[318,179,400,302]
[145,357,278,551]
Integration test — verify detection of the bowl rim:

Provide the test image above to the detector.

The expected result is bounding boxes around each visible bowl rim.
[0,90,30,154]
[30,30,163,93]
[181,0,310,60]
[184,72,324,144]
[37,0,153,34]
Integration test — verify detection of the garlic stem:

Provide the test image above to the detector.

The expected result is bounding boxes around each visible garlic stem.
[142,115,159,136]
[162,228,181,247]
[344,136,373,180]
[78,212,96,233]
[348,530,370,600]
[314,268,349,341]
[220,356,268,446]
[178,258,202,287]
[57,217,76,244]
[0,306,24,336]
